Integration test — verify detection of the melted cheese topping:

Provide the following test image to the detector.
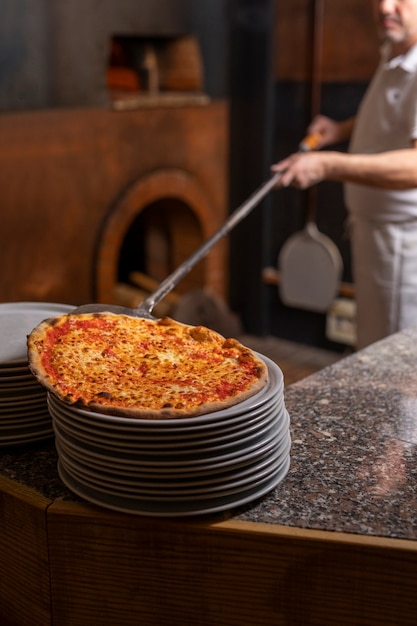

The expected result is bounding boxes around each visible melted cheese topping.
[30,314,266,414]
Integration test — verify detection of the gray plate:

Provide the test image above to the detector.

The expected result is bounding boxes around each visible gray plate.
[0,302,74,364]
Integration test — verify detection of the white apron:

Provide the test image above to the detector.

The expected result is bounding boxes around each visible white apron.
[350,217,417,349]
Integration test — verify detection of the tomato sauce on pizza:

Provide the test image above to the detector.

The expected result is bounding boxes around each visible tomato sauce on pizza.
[27,313,268,419]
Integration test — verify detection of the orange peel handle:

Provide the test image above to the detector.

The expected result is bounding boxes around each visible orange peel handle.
[299,132,322,152]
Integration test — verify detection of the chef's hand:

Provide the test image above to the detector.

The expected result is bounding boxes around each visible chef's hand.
[271,151,330,189]
[308,114,355,149]
[306,115,341,149]
[271,115,355,189]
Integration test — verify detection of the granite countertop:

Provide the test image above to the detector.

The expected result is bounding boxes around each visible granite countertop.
[2,327,417,540]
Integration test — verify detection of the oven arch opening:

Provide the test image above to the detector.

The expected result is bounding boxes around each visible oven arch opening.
[117,197,205,293]
[95,169,228,306]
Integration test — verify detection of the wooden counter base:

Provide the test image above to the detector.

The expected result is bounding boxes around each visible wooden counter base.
[2,473,417,626]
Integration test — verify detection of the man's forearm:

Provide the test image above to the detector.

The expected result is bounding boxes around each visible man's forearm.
[326,149,417,189]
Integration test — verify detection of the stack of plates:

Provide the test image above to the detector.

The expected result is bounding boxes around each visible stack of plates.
[49,355,291,516]
[0,302,74,447]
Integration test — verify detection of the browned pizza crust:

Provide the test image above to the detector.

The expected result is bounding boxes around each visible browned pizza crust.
[27,313,268,419]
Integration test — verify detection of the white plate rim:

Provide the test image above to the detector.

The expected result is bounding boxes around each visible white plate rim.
[57,455,290,517]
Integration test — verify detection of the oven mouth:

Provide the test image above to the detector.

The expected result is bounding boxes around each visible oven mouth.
[117,196,205,295]
[94,169,228,309]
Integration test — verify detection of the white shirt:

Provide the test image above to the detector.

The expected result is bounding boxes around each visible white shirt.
[345,43,417,222]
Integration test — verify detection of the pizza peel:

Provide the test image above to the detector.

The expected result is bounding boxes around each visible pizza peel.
[278,0,343,313]
[75,171,282,320]
[278,215,343,312]
[74,136,320,321]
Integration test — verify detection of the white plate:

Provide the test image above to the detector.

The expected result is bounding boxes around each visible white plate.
[58,441,290,501]
[0,392,46,408]
[0,399,48,417]
[0,410,52,427]
[54,412,283,467]
[0,302,74,365]
[48,397,281,447]
[49,400,284,454]
[0,367,33,378]
[0,383,45,397]
[54,432,287,480]
[56,425,289,490]
[54,417,286,475]
[0,412,52,432]
[54,429,282,480]
[57,455,290,517]
[54,411,282,462]
[0,371,38,382]
[57,430,291,497]
[55,428,290,484]
[0,426,54,446]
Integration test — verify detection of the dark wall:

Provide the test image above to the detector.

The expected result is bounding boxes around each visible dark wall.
[0,0,228,110]
[226,0,369,348]
[188,1,228,99]
[264,80,367,348]
[228,0,276,335]
[0,0,50,110]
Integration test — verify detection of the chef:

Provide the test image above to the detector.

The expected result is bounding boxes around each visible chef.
[272,0,417,349]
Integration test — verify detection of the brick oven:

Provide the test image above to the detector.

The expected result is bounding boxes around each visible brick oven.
[0,1,228,310]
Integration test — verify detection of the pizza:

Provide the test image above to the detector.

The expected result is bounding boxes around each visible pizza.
[27,312,268,419]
